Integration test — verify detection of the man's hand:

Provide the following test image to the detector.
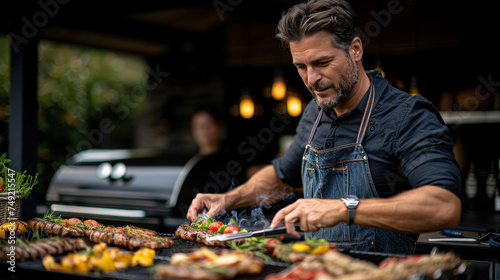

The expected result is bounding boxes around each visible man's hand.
[186,193,226,221]
[269,198,347,238]
[269,186,462,237]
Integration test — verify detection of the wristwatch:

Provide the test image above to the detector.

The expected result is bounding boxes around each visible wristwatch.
[341,195,359,225]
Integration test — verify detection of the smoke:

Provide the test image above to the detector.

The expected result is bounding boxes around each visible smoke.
[215,178,297,230]
[222,208,270,230]
[215,193,297,230]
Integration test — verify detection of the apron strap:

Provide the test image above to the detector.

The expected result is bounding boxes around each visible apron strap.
[356,77,375,144]
[307,109,323,145]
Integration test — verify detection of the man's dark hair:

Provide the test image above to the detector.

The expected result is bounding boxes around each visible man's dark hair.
[276,0,361,54]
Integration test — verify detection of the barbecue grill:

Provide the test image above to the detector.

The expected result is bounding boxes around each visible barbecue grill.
[45,148,240,232]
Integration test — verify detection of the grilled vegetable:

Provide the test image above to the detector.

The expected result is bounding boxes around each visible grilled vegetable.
[218,225,229,234]
[83,220,99,228]
[208,221,224,233]
[223,225,240,234]
[263,238,281,253]
[66,218,82,226]
[42,242,155,274]
[291,243,311,252]
[0,221,29,239]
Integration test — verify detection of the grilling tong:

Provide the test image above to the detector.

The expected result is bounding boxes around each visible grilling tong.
[207,225,301,242]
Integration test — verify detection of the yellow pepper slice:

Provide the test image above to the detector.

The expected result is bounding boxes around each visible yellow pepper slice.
[92,251,117,273]
[132,248,155,267]
[310,244,330,255]
[291,243,311,252]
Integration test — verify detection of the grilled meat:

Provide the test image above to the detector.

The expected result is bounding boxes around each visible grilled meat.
[0,238,89,261]
[87,228,174,250]
[29,218,173,250]
[175,223,228,247]
[28,220,85,237]
[155,247,264,280]
[126,224,158,236]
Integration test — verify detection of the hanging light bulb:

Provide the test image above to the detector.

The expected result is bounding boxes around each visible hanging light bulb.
[272,76,286,100]
[271,68,286,100]
[409,75,420,95]
[286,91,302,117]
[239,94,254,119]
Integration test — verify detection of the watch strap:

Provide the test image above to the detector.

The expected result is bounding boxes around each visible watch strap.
[347,208,355,225]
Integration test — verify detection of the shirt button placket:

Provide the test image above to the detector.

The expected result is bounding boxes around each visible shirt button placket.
[327,120,337,148]
[369,119,376,132]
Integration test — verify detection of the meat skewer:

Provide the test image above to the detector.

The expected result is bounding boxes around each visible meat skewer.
[28,218,174,250]
[0,238,89,261]
[87,228,174,250]
[28,220,85,237]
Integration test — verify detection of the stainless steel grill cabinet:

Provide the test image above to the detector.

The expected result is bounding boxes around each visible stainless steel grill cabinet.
[45,148,237,231]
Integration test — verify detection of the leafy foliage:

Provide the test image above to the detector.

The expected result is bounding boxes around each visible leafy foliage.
[0,36,147,201]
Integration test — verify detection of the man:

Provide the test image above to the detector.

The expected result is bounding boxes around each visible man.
[187,0,463,254]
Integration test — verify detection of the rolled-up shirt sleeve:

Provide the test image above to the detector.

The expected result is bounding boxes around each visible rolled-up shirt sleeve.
[395,96,465,204]
[272,100,318,188]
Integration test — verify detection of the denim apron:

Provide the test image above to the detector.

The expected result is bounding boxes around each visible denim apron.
[301,80,416,254]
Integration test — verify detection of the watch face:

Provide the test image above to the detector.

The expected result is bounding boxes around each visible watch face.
[343,195,359,207]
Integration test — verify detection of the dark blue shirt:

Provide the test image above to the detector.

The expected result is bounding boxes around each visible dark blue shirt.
[272,70,464,202]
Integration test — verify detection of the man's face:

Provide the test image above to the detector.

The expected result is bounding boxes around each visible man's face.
[290,31,358,111]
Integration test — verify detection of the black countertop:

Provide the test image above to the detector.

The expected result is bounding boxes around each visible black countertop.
[415,209,500,280]
[416,209,500,260]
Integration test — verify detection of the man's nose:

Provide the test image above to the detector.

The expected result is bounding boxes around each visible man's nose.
[307,67,321,86]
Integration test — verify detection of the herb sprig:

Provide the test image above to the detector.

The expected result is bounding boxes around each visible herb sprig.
[0,153,39,199]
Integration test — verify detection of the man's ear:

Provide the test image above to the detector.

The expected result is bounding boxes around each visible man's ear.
[349,37,363,62]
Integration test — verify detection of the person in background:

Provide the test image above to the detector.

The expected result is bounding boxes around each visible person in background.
[175,106,246,214]
[187,0,464,254]
[190,106,226,156]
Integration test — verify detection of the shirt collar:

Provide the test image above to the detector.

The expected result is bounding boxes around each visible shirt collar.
[356,70,386,112]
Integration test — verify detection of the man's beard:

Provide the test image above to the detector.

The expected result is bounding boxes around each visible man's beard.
[308,58,359,111]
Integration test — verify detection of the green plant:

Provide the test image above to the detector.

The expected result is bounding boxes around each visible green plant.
[0,153,39,199]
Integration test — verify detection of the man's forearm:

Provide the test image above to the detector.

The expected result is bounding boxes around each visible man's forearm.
[224,165,294,210]
[355,185,462,233]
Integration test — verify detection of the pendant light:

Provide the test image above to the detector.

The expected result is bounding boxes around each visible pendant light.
[239,89,254,119]
[286,92,302,117]
[271,68,286,100]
